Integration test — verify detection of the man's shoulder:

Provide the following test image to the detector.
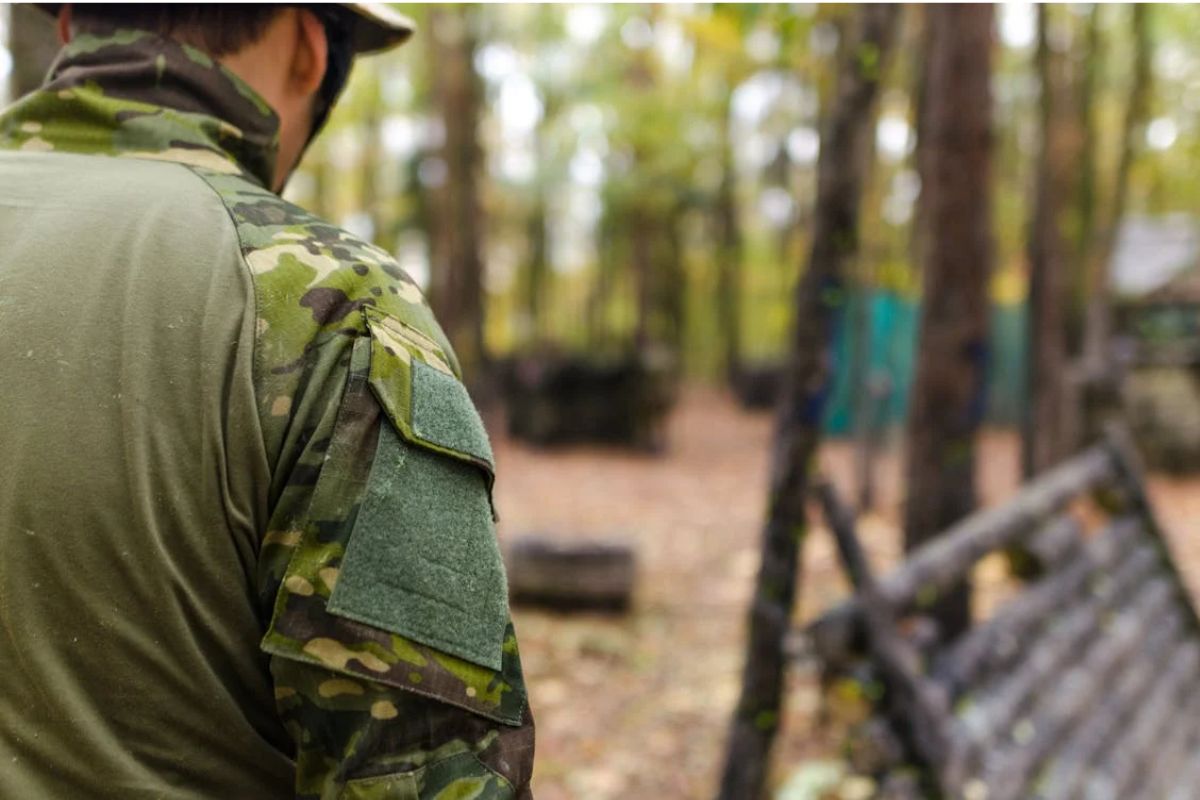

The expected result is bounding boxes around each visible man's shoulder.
[190,167,450,359]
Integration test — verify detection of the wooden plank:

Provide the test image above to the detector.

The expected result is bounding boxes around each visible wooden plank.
[506,537,636,611]
[806,445,1114,664]
[1099,641,1200,800]
[1022,512,1084,570]
[1132,670,1200,800]
[970,597,1183,800]
[1030,611,1185,798]
[933,518,1144,694]
[1166,718,1200,800]
[954,577,1176,783]
[815,481,958,790]
[1105,422,1200,635]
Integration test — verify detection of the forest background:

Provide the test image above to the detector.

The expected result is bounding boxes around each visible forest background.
[4,4,1199,799]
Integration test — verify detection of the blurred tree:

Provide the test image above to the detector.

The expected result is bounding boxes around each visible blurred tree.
[718,6,900,799]
[1024,4,1073,476]
[903,4,993,637]
[1069,5,1102,352]
[714,85,744,378]
[8,4,59,99]
[1083,4,1152,371]
[426,5,487,382]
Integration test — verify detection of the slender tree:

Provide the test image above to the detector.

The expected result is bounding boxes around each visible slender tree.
[427,6,487,381]
[714,90,743,379]
[1070,5,1102,351]
[718,7,900,798]
[903,5,994,637]
[1024,5,1073,477]
[1083,4,1152,371]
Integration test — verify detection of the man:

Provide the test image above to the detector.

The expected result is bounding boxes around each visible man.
[0,4,534,798]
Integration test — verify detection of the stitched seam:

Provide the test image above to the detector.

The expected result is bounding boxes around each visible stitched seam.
[180,164,269,489]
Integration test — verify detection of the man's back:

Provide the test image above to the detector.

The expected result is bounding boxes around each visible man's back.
[0,22,533,799]
[0,149,294,797]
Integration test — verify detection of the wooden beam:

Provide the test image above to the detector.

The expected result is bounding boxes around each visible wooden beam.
[1099,641,1200,799]
[1030,611,1186,798]
[954,577,1176,780]
[971,600,1185,799]
[506,537,635,612]
[807,445,1114,665]
[933,519,1145,694]
[815,480,957,792]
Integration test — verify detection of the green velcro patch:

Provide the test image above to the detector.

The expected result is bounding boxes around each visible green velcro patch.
[411,359,494,468]
[327,422,509,671]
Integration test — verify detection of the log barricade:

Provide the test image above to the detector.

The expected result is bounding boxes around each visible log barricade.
[498,351,677,450]
[800,427,1200,799]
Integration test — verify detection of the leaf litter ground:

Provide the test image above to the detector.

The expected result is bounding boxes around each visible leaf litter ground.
[490,387,1199,800]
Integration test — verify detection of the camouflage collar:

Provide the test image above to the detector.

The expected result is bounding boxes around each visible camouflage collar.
[0,29,280,189]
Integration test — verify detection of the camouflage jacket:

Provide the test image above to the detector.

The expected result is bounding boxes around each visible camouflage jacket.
[0,29,532,800]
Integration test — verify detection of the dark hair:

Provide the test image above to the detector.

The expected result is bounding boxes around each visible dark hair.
[70,4,356,132]
[70,4,284,58]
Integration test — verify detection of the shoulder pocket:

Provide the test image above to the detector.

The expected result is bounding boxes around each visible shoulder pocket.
[262,321,526,726]
[360,307,494,483]
[326,309,507,672]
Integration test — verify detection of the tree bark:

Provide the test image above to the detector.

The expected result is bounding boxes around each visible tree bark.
[1082,5,1151,370]
[523,191,548,346]
[715,93,743,380]
[717,7,900,799]
[903,4,994,638]
[1069,6,1102,353]
[849,106,881,512]
[8,4,60,100]
[1023,5,1073,477]
[427,6,487,381]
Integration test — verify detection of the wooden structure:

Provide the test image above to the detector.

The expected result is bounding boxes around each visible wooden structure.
[506,536,636,612]
[801,428,1200,799]
[499,350,677,450]
[1114,265,1200,370]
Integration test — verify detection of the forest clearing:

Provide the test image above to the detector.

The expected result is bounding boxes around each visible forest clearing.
[496,388,1200,799]
[5,3,1200,799]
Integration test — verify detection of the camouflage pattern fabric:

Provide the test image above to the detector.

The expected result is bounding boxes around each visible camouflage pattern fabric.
[0,29,533,799]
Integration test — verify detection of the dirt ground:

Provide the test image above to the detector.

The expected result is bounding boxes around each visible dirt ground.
[489,387,1199,800]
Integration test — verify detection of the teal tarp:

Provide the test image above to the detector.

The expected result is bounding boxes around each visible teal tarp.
[823,291,1027,435]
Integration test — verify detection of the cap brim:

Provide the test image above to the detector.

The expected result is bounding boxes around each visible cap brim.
[343,3,415,54]
[35,3,416,54]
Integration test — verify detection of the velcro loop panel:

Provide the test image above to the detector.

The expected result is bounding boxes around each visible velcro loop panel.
[326,423,509,671]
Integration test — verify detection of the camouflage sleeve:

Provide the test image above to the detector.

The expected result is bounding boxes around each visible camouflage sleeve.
[257,317,535,799]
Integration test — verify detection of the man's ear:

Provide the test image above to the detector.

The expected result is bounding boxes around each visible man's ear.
[57,4,73,45]
[293,9,328,96]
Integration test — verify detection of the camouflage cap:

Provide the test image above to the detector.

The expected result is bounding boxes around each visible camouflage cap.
[341,3,415,53]
[35,3,416,53]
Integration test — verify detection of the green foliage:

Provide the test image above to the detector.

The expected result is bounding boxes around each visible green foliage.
[282,3,1193,380]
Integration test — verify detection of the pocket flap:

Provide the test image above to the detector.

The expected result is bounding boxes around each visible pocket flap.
[362,307,494,482]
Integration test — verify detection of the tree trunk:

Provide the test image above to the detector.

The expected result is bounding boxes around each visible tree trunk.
[8,4,60,100]
[903,4,993,638]
[358,66,387,253]
[717,7,900,799]
[1069,6,1102,354]
[1082,5,1151,370]
[1023,5,1073,477]
[715,94,743,380]
[631,210,654,350]
[850,103,881,512]
[524,192,548,347]
[427,6,487,381]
